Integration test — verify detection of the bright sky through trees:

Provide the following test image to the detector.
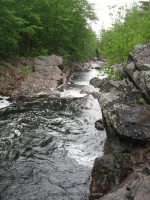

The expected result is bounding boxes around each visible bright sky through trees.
[89,0,140,33]
[97,0,150,64]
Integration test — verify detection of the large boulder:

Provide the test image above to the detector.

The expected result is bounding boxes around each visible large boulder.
[0,55,66,97]
[95,77,150,151]
[90,77,103,88]
[125,42,150,103]
[90,153,132,199]
[115,105,150,143]
[90,148,150,200]
[90,41,150,200]
[100,175,150,200]
[9,54,63,68]
[102,102,150,145]
[34,55,63,67]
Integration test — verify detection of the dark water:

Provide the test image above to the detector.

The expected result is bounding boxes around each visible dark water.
[0,63,106,200]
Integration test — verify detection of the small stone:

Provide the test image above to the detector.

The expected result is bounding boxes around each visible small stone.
[95,119,105,131]
[124,187,134,200]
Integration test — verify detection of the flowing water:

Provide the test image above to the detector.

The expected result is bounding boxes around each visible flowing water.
[0,62,106,200]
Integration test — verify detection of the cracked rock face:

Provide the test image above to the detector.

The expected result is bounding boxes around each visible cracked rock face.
[125,42,150,103]
[0,55,66,97]
[90,148,150,200]
[90,42,150,200]
[100,175,150,200]
[96,78,149,151]
[116,105,150,143]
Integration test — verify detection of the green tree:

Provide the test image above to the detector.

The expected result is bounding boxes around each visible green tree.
[98,3,150,65]
[0,0,20,57]
[0,0,97,62]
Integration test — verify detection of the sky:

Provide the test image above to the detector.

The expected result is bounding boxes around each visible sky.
[88,0,140,34]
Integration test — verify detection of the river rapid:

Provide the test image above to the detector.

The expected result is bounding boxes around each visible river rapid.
[0,62,106,200]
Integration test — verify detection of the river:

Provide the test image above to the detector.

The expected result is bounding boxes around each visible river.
[0,62,106,200]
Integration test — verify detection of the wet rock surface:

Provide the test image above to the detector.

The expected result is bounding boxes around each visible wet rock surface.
[95,78,147,151]
[90,77,150,198]
[101,175,150,200]
[116,105,150,143]
[90,148,150,200]
[95,119,104,131]
[90,78,103,88]
[0,97,105,200]
[0,64,106,200]
[90,42,150,200]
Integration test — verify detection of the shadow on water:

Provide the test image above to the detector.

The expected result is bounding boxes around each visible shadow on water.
[0,62,106,200]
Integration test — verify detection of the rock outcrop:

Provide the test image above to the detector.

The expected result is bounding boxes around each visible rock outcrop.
[90,148,150,200]
[100,175,150,200]
[125,42,150,104]
[0,55,70,97]
[90,42,150,200]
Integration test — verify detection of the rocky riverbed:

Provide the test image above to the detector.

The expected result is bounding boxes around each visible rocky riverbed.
[0,61,106,200]
[1,42,150,200]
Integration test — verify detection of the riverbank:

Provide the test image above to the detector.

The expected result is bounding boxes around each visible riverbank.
[90,42,150,200]
[0,55,88,98]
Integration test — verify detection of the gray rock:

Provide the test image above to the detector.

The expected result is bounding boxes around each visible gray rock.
[145,71,150,91]
[100,176,150,200]
[125,42,150,103]
[116,104,150,143]
[0,55,67,97]
[95,119,105,131]
[98,89,150,145]
[34,55,63,67]
[112,63,123,72]
[126,62,136,74]
[90,77,103,88]
[90,41,150,200]
[90,148,150,200]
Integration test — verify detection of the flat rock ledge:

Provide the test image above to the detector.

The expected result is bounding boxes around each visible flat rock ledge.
[90,42,150,200]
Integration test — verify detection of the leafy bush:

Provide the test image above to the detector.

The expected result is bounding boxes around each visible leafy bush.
[17,65,32,77]
[0,61,10,68]
[104,66,124,80]
[137,98,146,105]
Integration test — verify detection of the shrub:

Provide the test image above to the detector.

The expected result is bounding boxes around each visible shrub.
[137,98,146,105]
[17,65,32,77]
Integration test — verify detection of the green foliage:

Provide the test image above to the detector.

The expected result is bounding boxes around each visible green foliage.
[104,66,114,78]
[98,2,150,65]
[0,61,10,67]
[104,66,123,80]
[0,0,97,62]
[17,65,32,77]
[137,98,146,105]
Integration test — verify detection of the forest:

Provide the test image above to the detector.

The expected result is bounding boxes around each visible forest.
[98,1,150,65]
[1,1,150,65]
[0,0,97,62]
